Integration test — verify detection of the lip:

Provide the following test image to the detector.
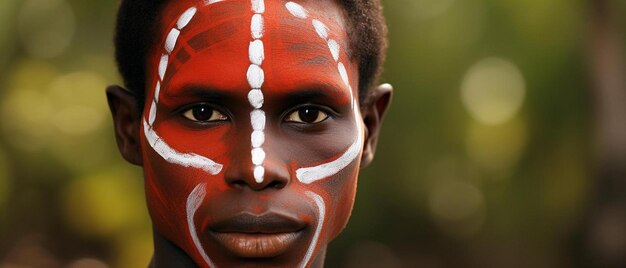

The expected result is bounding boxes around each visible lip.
[208,212,306,258]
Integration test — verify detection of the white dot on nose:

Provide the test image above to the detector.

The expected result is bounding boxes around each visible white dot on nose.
[254,166,265,183]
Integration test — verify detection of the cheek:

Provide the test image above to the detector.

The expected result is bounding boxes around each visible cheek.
[310,161,360,241]
[141,134,232,245]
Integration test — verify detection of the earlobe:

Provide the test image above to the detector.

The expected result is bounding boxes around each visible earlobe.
[106,85,144,166]
[360,83,393,168]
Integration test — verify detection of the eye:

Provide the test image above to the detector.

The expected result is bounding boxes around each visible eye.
[182,104,228,122]
[285,106,329,124]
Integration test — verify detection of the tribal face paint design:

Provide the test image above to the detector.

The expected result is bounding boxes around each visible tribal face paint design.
[141,1,363,267]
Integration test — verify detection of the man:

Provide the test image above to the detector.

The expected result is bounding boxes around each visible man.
[106,0,392,266]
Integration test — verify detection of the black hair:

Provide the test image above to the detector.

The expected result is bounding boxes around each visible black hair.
[114,0,387,107]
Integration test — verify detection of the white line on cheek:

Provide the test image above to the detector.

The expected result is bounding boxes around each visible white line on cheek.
[285,2,308,19]
[300,191,325,268]
[296,100,362,184]
[144,120,224,175]
[186,183,216,268]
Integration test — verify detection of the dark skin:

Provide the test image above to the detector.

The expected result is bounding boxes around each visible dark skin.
[107,83,391,267]
[107,1,392,266]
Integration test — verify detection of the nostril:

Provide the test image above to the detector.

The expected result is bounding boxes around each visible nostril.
[268,180,285,189]
[230,179,247,189]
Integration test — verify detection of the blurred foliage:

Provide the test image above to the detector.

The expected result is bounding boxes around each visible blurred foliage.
[0,0,623,267]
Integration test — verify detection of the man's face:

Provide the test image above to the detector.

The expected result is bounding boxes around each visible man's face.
[142,0,361,266]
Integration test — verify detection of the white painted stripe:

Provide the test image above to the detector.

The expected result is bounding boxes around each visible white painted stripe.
[250,109,266,131]
[299,191,325,268]
[248,89,264,108]
[154,82,161,102]
[251,0,265,14]
[327,39,340,62]
[148,100,157,126]
[251,14,264,39]
[285,2,308,19]
[254,166,265,183]
[251,130,265,148]
[204,0,224,5]
[158,54,169,80]
[186,183,216,268]
[177,7,197,29]
[247,64,265,89]
[296,100,362,184]
[312,19,329,40]
[251,148,266,165]
[337,62,350,88]
[143,120,223,175]
[249,40,265,66]
[165,28,181,53]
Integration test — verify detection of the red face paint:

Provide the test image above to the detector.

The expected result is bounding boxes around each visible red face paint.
[142,1,361,267]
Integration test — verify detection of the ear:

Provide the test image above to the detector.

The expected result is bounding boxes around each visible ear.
[360,83,393,168]
[106,85,143,166]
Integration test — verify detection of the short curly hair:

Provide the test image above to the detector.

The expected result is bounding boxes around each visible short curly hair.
[114,0,387,108]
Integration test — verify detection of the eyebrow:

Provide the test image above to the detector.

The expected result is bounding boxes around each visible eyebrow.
[273,83,352,107]
[162,85,241,104]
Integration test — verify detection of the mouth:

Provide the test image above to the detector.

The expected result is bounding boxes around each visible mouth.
[208,212,306,258]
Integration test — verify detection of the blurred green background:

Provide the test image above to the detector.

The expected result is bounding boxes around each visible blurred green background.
[1,0,625,267]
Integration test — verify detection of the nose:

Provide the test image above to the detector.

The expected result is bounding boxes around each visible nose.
[224,148,290,191]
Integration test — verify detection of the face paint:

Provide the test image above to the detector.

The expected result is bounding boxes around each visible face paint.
[141,1,362,267]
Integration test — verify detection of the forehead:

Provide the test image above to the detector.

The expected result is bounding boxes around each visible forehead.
[150,0,352,95]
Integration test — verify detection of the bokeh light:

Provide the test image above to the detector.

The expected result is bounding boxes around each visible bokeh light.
[61,169,146,238]
[428,179,485,236]
[461,57,526,125]
[17,0,75,59]
[466,118,528,176]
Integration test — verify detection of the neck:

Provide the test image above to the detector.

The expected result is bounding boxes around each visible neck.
[150,231,197,268]
[149,232,328,267]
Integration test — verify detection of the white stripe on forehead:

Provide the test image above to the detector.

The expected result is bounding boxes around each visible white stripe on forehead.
[285,2,308,19]
[177,7,197,29]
